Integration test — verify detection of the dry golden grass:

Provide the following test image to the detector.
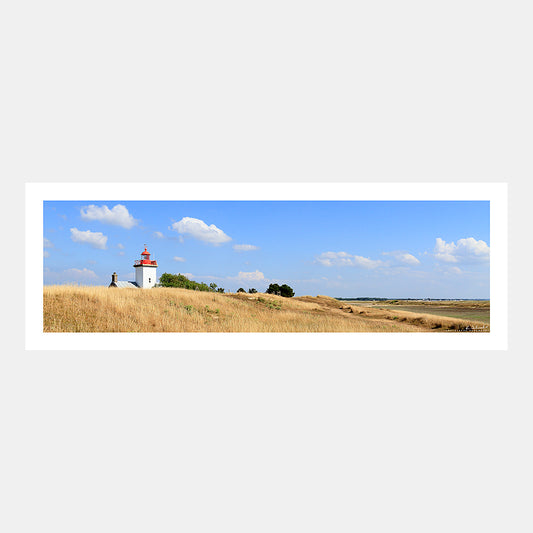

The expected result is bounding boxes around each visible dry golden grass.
[43,285,490,333]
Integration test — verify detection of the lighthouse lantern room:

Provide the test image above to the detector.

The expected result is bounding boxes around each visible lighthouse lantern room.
[133,245,158,288]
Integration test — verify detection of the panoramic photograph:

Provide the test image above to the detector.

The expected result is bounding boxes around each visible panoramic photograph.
[43,200,490,333]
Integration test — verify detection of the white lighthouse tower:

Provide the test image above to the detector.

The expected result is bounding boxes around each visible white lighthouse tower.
[133,245,158,289]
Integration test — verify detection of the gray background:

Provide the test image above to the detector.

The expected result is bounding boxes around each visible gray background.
[3,1,531,531]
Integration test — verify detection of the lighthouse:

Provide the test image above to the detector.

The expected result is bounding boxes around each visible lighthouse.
[133,245,158,288]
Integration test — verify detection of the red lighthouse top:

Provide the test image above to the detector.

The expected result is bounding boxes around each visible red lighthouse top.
[134,245,158,267]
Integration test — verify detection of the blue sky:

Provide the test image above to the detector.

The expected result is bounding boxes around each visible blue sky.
[43,200,490,298]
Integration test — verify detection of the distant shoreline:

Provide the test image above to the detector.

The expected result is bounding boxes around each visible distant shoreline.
[336,297,490,301]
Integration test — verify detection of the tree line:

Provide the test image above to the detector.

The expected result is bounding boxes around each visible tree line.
[158,273,225,293]
[158,273,295,297]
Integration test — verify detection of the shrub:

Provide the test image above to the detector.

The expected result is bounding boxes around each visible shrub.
[266,283,281,296]
[265,283,294,297]
[159,273,214,292]
[280,284,295,298]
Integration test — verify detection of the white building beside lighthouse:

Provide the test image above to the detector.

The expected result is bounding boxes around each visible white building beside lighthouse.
[109,245,158,289]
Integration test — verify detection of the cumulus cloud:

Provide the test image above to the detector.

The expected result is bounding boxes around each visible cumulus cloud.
[180,273,225,282]
[44,237,52,257]
[170,217,231,245]
[236,270,265,281]
[44,267,99,284]
[70,227,108,249]
[64,267,98,279]
[80,204,137,229]
[173,256,186,262]
[315,251,353,267]
[315,251,385,269]
[434,237,490,263]
[382,250,421,265]
[183,271,266,285]
[233,244,259,252]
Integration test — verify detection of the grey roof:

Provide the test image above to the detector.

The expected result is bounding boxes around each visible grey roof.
[109,281,139,288]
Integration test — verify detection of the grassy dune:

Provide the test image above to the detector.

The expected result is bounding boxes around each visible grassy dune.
[43,286,490,333]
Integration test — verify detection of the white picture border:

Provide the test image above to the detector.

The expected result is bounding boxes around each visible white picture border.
[26,182,507,350]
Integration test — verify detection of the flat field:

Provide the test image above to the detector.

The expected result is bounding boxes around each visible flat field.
[43,286,490,333]
[350,300,490,324]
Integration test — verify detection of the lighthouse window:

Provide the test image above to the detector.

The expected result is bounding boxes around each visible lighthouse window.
[149,278,151,283]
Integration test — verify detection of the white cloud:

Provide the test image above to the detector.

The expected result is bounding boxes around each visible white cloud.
[43,237,52,257]
[382,250,421,265]
[182,271,265,285]
[70,227,108,249]
[64,267,98,279]
[153,231,165,239]
[315,251,352,266]
[170,217,231,245]
[173,256,186,262]
[434,237,489,263]
[117,243,124,249]
[315,251,385,269]
[233,244,259,252]
[352,256,386,269]
[236,270,265,282]
[45,267,99,284]
[80,204,137,229]
[181,273,223,281]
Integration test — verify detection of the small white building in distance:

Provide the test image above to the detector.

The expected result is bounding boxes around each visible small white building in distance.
[109,245,158,289]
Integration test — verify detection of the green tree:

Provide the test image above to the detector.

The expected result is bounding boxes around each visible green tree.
[266,283,281,296]
[237,287,246,293]
[280,284,295,298]
[266,283,294,297]
[248,288,257,294]
[158,273,214,292]
[158,272,177,287]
